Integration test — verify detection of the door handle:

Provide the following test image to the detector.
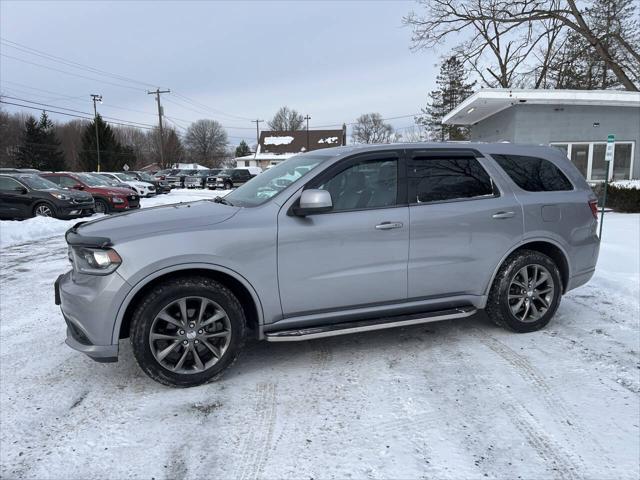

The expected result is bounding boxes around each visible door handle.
[375,222,403,230]
[492,211,515,219]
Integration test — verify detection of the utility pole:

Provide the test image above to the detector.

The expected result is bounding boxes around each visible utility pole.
[90,94,102,171]
[304,114,311,151]
[252,119,264,148]
[147,88,170,167]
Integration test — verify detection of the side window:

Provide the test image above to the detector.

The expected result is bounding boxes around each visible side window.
[0,177,23,191]
[318,159,398,212]
[59,176,78,188]
[491,154,573,191]
[44,175,61,185]
[409,157,495,203]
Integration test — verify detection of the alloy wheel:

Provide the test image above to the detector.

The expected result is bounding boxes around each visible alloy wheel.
[34,204,53,217]
[149,296,232,374]
[94,201,107,214]
[508,264,555,323]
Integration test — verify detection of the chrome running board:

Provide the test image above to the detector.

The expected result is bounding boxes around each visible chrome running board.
[265,306,477,342]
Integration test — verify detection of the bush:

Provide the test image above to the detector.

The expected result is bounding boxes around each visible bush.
[591,182,640,213]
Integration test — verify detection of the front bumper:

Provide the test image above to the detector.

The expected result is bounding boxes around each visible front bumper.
[55,269,130,363]
[59,201,95,218]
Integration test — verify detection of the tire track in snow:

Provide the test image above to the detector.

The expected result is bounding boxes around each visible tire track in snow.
[234,381,277,480]
[471,327,617,478]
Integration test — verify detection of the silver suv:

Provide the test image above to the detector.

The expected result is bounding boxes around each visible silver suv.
[55,143,600,387]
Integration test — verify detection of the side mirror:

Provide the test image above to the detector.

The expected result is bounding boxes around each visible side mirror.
[73,184,84,190]
[293,189,333,216]
[15,186,28,194]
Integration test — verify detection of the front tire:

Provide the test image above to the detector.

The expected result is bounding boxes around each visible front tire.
[486,250,562,333]
[130,276,246,387]
[33,202,54,218]
[94,199,110,214]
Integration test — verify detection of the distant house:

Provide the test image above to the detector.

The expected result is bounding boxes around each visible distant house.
[235,128,346,169]
[442,88,640,181]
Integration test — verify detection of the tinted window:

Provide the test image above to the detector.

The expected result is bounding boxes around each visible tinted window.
[45,175,61,185]
[409,157,494,203]
[0,177,23,190]
[492,154,573,191]
[59,176,79,188]
[318,159,398,212]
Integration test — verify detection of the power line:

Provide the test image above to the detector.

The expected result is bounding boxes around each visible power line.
[1,95,156,128]
[0,54,144,91]
[0,100,154,130]
[0,38,159,89]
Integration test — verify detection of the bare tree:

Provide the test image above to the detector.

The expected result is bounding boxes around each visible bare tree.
[352,113,396,144]
[268,106,304,131]
[57,119,88,171]
[404,0,639,91]
[184,119,228,167]
[0,109,29,167]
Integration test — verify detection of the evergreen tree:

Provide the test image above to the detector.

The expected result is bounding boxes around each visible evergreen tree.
[79,114,128,171]
[416,56,476,141]
[235,140,251,157]
[16,112,66,171]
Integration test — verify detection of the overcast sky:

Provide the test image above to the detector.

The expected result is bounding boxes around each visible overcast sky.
[1,0,442,144]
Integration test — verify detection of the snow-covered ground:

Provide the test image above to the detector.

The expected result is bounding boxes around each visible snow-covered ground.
[0,189,638,480]
[0,188,231,249]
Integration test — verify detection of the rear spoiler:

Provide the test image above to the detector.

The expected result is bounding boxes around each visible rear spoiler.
[65,222,112,248]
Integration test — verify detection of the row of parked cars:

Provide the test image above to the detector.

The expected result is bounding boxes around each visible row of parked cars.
[0,168,169,220]
[155,167,261,190]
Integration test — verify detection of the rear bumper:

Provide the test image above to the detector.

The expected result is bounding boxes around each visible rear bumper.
[56,270,129,363]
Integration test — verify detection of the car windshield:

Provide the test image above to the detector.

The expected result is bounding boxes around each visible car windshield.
[138,172,155,181]
[219,169,235,175]
[225,154,328,207]
[75,173,110,187]
[18,175,59,190]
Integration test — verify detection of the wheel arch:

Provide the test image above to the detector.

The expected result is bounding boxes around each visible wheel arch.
[485,239,571,297]
[31,199,57,216]
[113,264,264,344]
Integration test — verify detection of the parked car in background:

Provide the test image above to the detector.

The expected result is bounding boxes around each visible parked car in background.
[211,168,257,189]
[41,172,139,214]
[0,173,94,220]
[166,169,197,189]
[96,172,156,197]
[153,169,174,181]
[55,143,601,387]
[185,169,220,189]
[130,171,171,194]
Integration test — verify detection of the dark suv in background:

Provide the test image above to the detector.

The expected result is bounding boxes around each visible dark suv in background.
[210,168,256,189]
[41,172,139,214]
[0,173,94,219]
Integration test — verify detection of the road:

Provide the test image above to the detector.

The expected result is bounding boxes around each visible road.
[1,213,638,480]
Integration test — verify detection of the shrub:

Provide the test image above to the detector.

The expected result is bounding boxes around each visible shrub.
[591,181,640,213]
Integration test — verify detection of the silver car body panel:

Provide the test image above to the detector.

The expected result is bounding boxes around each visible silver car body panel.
[56,142,600,360]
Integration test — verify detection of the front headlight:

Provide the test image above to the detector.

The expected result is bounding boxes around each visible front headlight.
[111,197,125,204]
[50,192,71,201]
[71,247,122,275]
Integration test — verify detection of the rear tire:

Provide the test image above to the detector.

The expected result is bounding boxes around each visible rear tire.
[486,250,562,333]
[130,276,246,387]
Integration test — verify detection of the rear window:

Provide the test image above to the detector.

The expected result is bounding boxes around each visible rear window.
[492,154,573,191]
[409,157,495,203]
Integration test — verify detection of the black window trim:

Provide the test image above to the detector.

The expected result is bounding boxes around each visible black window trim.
[291,150,407,215]
[405,151,501,207]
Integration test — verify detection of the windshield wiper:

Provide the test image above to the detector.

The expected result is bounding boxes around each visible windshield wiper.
[213,196,233,206]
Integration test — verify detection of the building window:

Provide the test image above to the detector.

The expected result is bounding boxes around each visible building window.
[551,141,635,181]
[244,161,250,167]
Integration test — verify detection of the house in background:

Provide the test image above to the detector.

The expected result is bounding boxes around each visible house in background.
[443,89,640,182]
[235,128,346,169]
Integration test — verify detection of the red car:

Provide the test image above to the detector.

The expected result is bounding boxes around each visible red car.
[41,172,140,214]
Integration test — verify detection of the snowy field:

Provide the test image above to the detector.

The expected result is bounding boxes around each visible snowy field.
[0,189,638,480]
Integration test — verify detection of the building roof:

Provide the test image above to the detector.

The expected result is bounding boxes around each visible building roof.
[258,129,345,155]
[443,88,640,126]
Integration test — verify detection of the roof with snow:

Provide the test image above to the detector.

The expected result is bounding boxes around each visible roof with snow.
[258,129,345,155]
[442,88,640,126]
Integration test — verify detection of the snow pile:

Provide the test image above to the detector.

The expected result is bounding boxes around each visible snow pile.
[318,136,338,144]
[0,189,231,249]
[0,216,96,249]
[611,179,640,189]
[264,136,294,146]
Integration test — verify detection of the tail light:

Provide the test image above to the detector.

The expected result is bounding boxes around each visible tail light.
[589,199,598,219]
